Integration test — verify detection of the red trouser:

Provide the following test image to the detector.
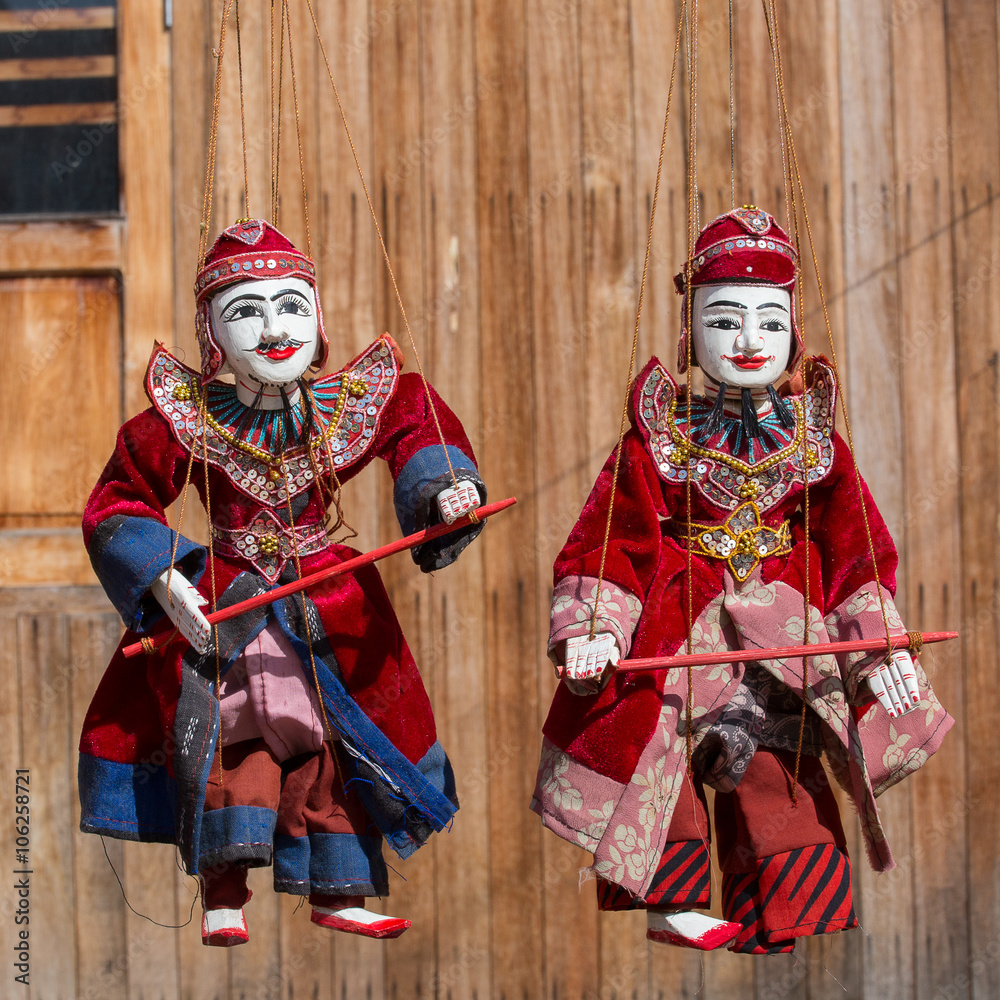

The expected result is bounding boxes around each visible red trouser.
[201,738,371,910]
[597,748,857,953]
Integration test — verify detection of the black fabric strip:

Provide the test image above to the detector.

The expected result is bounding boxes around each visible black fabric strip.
[812,854,852,929]
[760,846,812,910]
[797,847,842,918]
[783,843,826,902]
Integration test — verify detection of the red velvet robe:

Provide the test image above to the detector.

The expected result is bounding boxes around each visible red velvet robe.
[532,357,952,899]
[79,336,482,872]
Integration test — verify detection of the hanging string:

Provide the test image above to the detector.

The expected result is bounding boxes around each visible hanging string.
[100,839,197,929]
[301,0,460,489]
[235,0,250,217]
[283,0,312,258]
[728,0,736,208]
[763,0,895,650]
[758,0,897,789]
[199,0,237,264]
[684,0,701,773]
[279,451,344,779]
[588,1,686,643]
[270,0,287,224]
[198,387,225,791]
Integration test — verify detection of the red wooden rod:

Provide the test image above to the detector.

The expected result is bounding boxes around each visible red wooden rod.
[616,630,958,673]
[123,496,517,659]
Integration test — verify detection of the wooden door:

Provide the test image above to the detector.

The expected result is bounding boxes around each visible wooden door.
[0,2,173,997]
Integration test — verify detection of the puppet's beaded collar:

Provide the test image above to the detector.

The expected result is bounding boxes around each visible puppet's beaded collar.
[145,335,402,505]
[633,356,836,514]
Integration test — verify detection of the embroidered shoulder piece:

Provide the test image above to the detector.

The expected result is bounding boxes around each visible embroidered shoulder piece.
[145,336,402,505]
[633,357,836,514]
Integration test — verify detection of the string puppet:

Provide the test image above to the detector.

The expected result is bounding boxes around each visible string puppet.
[78,220,484,946]
[532,207,952,954]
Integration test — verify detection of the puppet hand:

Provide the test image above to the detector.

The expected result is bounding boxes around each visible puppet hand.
[436,479,481,525]
[558,633,620,693]
[868,651,920,718]
[150,568,212,655]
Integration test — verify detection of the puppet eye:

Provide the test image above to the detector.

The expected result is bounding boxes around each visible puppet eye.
[706,316,741,331]
[222,300,264,322]
[760,319,788,333]
[275,294,312,317]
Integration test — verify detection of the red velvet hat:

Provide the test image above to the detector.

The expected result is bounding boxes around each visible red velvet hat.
[194,219,330,381]
[674,206,803,373]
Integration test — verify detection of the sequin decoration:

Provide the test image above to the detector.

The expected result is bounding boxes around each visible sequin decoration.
[636,360,836,514]
[212,509,329,582]
[671,501,792,581]
[145,336,400,506]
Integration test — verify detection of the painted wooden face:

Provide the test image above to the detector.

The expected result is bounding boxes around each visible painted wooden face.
[691,283,792,389]
[209,276,319,389]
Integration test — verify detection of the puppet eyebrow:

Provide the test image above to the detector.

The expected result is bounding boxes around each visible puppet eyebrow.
[758,301,788,312]
[703,299,746,310]
[270,288,308,300]
[220,292,266,311]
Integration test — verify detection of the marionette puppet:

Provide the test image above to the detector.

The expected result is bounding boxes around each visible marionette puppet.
[78,219,486,947]
[531,207,953,955]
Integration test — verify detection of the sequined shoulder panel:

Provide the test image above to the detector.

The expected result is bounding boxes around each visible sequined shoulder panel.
[144,336,401,505]
[634,359,837,514]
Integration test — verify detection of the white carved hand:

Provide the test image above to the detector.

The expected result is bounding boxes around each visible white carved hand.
[867,650,920,718]
[150,568,212,655]
[436,479,481,525]
[559,633,620,692]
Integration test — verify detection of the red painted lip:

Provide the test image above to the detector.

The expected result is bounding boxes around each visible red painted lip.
[259,344,300,360]
[723,354,774,370]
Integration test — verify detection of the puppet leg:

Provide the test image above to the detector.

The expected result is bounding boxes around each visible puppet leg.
[200,738,284,946]
[594,771,740,950]
[715,748,858,954]
[273,741,410,938]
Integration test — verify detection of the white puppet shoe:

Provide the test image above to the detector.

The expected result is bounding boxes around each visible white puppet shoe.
[201,907,249,947]
[646,910,741,951]
[311,905,411,939]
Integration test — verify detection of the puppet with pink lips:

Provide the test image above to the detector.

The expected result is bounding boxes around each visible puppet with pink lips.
[532,207,952,954]
[78,221,484,947]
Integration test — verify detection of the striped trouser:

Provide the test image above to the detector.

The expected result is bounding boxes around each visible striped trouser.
[596,748,857,954]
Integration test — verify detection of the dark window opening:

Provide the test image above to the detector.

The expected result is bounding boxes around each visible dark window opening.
[0,2,119,217]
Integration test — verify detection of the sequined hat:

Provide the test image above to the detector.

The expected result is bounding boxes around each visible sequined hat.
[194,219,330,382]
[674,206,803,374]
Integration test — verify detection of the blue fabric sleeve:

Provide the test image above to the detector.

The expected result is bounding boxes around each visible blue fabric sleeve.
[86,514,207,632]
[392,444,486,572]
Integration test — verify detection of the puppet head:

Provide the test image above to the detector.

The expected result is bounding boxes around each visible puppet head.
[673,206,802,379]
[194,220,330,383]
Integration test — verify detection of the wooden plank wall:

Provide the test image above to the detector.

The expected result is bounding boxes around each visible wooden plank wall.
[6,0,998,997]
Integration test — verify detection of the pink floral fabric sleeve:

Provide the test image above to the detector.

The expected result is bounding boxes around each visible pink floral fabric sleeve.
[549,574,643,659]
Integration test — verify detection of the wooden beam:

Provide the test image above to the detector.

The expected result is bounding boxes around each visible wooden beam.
[0,531,99,588]
[0,56,116,81]
[0,102,116,127]
[0,220,122,273]
[0,8,115,33]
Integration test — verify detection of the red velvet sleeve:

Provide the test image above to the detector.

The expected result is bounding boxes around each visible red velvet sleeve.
[82,408,192,547]
[806,431,900,614]
[553,430,673,603]
[368,371,478,477]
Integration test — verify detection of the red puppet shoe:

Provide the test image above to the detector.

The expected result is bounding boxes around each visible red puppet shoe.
[646,910,741,951]
[310,905,411,939]
[201,907,249,947]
